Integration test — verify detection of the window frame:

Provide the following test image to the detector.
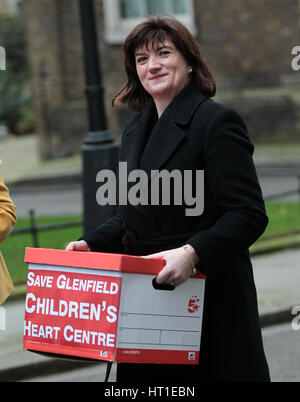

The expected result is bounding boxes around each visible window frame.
[103,0,197,44]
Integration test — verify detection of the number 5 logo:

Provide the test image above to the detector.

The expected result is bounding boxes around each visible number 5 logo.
[188,296,200,313]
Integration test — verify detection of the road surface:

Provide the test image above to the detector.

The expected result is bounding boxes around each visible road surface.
[9,176,300,218]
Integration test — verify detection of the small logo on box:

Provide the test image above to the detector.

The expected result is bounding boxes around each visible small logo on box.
[100,351,107,357]
[188,352,196,360]
[187,296,200,313]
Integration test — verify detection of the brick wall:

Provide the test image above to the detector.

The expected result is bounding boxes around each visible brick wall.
[24,0,74,159]
[195,0,300,141]
[23,0,300,159]
[196,0,300,87]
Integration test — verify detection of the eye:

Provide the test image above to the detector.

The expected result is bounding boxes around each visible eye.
[159,50,171,57]
[136,56,148,64]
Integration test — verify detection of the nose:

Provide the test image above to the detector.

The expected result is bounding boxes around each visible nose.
[148,55,161,72]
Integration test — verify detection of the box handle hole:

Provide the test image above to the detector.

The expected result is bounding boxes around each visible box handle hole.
[152,277,175,291]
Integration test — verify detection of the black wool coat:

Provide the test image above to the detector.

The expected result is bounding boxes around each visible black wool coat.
[81,83,270,382]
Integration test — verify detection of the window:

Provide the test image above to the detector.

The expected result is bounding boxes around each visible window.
[120,0,189,18]
[1,0,21,14]
[103,0,196,44]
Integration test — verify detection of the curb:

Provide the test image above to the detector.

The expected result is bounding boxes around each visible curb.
[7,173,82,192]
[0,357,102,382]
[256,164,300,176]
[259,307,294,328]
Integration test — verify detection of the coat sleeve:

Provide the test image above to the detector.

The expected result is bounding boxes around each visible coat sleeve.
[79,207,125,253]
[187,108,268,276]
[0,161,17,245]
[77,115,142,253]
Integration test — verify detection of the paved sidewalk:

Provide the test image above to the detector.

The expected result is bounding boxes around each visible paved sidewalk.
[0,135,81,188]
[253,248,300,322]
[0,247,299,381]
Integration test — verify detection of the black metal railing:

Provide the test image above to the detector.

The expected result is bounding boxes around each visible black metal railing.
[10,209,82,248]
[9,172,300,249]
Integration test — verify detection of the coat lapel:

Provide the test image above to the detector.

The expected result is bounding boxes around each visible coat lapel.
[125,100,158,173]
[140,82,208,174]
[121,83,208,229]
[123,83,208,172]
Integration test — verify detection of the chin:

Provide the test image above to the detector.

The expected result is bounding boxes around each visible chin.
[149,85,173,98]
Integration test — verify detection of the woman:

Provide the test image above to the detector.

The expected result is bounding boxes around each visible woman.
[67,16,270,382]
[0,159,16,304]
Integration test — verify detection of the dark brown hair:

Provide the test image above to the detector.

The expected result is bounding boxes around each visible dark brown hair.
[112,15,216,112]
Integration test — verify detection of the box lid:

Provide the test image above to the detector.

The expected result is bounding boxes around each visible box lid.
[24,247,206,278]
[24,247,167,275]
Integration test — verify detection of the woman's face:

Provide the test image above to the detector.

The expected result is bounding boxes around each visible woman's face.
[135,40,191,102]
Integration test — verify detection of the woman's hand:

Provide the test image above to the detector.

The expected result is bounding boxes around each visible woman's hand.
[65,240,91,252]
[143,244,199,288]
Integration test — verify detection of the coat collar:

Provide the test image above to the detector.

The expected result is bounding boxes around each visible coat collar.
[124,82,208,174]
[163,80,208,125]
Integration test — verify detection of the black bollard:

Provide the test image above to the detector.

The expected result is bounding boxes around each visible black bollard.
[82,132,119,233]
[78,0,119,233]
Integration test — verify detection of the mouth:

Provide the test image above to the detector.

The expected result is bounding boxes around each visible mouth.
[149,73,168,81]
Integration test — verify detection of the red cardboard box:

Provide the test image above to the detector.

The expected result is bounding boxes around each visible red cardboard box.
[23,247,206,365]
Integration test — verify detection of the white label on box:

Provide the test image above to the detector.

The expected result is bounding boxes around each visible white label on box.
[116,273,205,351]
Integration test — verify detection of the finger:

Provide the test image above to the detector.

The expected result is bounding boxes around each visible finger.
[76,241,90,251]
[142,252,164,259]
[156,267,172,285]
[65,242,76,251]
[66,241,90,252]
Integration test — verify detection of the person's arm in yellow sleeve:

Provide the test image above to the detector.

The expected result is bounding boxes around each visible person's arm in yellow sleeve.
[0,159,16,304]
[0,159,16,245]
